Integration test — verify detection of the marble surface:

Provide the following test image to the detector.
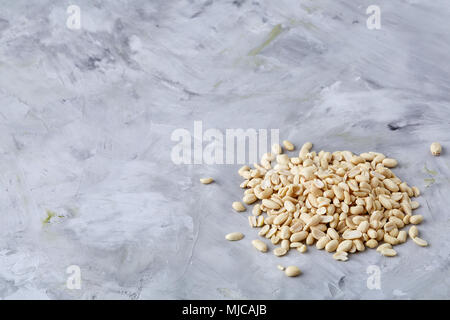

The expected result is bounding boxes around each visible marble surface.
[0,0,449,300]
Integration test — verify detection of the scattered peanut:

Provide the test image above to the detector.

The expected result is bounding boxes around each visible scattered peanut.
[200,177,214,184]
[273,247,287,257]
[285,266,302,277]
[232,201,246,212]
[412,237,428,247]
[225,232,244,241]
[409,226,419,239]
[252,239,268,252]
[430,142,442,156]
[410,215,423,225]
[380,248,397,257]
[333,251,348,261]
[282,140,295,151]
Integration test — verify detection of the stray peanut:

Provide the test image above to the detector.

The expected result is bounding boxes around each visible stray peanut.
[200,177,214,184]
[225,232,244,241]
[285,266,302,277]
[412,237,428,247]
[283,140,295,151]
[232,201,246,212]
[252,239,268,252]
[430,142,442,156]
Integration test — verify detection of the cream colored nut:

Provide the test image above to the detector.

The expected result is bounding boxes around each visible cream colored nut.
[397,230,407,243]
[412,186,420,197]
[379,195,392,210]
[200,177,214,184]
[272,143,282,154]
[232,201,246,212]
[299,142,313,158]
[403,215,410,225]
[333,251,348,261]
[262,199,281,210]
[283,140,295,151]
[285,266,302,277]
[408,226,419,239]
[411,201,420,210]
[316,236,331,250]
[367,229,377,239]
[284,200,296,212]
[320,215,333,223]
[337,240,353,252]
[297,244,307,253]
[256,216,264,227]
[248,216,256,228]
[311,227,326,240]
[277,265,285,271]
[384,233,399,245]
[342,230,362,240]
[382,158,398,168]
[383,179,399,192]
[276,154,290,165]
[225,232,244,241]
[273,212,288,225]
[376,243,392,252]
[306,215,321,228]
[289,242,302,248]
[252,204,262,216]
[380,248,397,257]
[430,142,442,156]
[252,239,268,252]
[306,233,315,245]
[384,221,396,232]
[280,226,291,240]
[325,239,339,252]
[243,194,257,205]
[354,239,365,252]
[271,235,281,245]
[410,215,423,225]
[281,239,290,250]
[266,227,277,239]
[327,228,340,240]
[258,225,270,237]
[290,231,308,242]
[412,237,428,247]
[273,247,288,257]
[357,221,370,233]
[365,239,378,248]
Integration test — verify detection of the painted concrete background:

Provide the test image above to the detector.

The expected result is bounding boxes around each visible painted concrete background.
[0,0,449,299]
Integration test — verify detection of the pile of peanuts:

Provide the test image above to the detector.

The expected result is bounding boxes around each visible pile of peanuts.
[233,141,428,261]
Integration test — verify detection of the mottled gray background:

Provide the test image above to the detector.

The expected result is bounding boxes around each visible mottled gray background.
[0,0,449,299]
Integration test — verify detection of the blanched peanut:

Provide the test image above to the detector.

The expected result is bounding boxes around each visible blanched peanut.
[282,140,295,151]
[232,201,245,212]
[285,266,302,277]
[430,142,442,156]
[225,232,244,241]
[200,177,214,184]
[252,239,268,252]
[410,215,423,225]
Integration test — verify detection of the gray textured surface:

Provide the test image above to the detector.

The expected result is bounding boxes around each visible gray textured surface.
[0,0,449,299]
